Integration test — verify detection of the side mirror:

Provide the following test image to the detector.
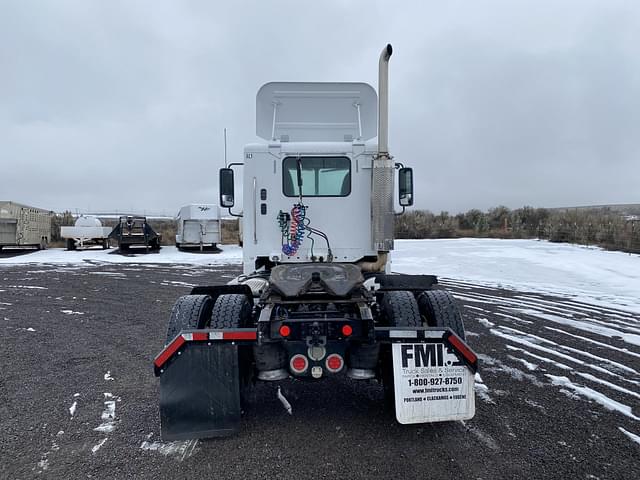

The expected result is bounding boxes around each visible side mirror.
[398,167,414,207]
[219,168,235,208]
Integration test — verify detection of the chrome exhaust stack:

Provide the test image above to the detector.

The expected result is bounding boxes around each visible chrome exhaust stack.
[371,44,395,254]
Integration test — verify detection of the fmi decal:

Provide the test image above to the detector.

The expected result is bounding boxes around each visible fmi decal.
[198,206,211,212]
[400,344,463,368]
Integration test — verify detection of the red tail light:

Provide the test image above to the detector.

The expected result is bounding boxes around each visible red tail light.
[279,325,291,337]
[341,324,353,337]
[325,354,344,373]
[290,354,308,373]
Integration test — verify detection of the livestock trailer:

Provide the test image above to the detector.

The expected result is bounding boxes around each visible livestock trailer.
[0,201,52,250]
[175,204,220,250]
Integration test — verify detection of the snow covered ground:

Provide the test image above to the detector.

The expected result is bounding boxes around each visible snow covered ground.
[0,245,243,267]
[2,238,639,464]
[1,238,638,312]
[393,238,640,313]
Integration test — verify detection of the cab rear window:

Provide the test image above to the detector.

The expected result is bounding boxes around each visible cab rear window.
[282,157,351,197]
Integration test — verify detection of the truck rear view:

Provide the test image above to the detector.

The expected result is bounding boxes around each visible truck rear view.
[154,45,478,440]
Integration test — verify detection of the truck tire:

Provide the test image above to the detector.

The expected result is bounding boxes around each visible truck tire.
[67,239,76,251]
[381,290,421,327]
[211,294,254,407]
[210,294,252,329]
[380,291,421,411]
[102,239,109,249]
[165,295,213,345]
[417,290,466,340]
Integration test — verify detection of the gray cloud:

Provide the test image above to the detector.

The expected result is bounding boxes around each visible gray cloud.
[1,0,638,214]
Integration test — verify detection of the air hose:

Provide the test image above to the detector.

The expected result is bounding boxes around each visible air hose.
[278,204,306,256]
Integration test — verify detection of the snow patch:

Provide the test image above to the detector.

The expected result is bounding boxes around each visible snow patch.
[60,310,84,315]
[140,438,199,461]
[104,371,114,381]
[507,355,538,371]
[6,285,47,290]
[69,401,77,417]
[618,427,640,446]
[477,317,495,328]
[36,458,48,471]
[511,309,640,347]
[94,393,119,433]
[277,386,293,415]
[546,375,640,421]
[91,438,107,454]
[474,373,494,403]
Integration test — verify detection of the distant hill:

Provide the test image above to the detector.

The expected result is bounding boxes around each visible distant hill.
[548,203,640,216]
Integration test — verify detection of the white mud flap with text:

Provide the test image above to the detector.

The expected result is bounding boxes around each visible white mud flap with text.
[392,342,475,424]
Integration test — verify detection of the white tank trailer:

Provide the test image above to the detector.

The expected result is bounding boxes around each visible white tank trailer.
[60,216,112,250]
[154,45,478,440]
[0,201,52,251]
[175,204,220,250]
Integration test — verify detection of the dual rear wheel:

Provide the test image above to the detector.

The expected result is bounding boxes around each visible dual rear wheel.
[165,293,254,405]
[381,289,465,411]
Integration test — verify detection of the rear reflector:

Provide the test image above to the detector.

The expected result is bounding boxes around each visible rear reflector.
[325,354,344,373]
[389,330,417,338]
[447,333,478,365]
[154,335,185,369]
[223,331,257,340]
[290,354,308,374]
[341,325,353,337]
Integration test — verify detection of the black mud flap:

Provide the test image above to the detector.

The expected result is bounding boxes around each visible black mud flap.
[160,342,241,440]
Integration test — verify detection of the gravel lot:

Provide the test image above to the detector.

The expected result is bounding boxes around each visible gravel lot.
[1,259,638,479]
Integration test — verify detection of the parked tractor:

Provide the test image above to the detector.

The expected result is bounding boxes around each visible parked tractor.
[154,45,477,440]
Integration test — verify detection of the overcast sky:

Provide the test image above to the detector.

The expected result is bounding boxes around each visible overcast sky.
[1,0,639,215]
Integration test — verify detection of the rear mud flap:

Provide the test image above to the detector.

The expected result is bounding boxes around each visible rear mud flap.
[160,343,240,440]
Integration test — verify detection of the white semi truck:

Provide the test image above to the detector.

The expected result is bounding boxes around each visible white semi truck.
[0,201,52,251]
[154,45,477,440]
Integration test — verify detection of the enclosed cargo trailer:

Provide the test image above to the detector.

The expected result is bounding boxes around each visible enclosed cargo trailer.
[0,201,52,250]
[175,204,220,250]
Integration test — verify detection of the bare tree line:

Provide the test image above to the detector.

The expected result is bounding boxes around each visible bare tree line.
[49,207,640,254]
[395,206,640,254]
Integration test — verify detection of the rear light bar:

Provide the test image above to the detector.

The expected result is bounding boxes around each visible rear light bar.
[154,327,478,376]
[154,329,257,372]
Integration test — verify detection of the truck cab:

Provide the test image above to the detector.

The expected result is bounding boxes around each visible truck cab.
[220,81,414,274]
